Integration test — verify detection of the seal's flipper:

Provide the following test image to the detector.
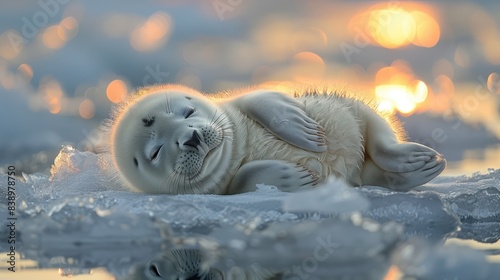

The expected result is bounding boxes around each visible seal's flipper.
[361,156,446,191]
[226,160,320,194]
[361,106,446,189]
[232,90,327,152]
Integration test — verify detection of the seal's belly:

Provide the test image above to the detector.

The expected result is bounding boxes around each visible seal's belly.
[244,95,365,185]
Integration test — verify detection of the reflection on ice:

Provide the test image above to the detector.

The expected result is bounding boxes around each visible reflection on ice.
[1,146,499,279]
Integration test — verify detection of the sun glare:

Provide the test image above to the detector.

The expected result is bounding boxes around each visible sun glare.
[351,3,440,49]
[375,62,429,115]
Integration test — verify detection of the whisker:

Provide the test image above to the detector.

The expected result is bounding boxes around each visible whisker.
[163,94,169,114]
[167,93,173,114]
[210,111,225,127]
[162,169,177,192]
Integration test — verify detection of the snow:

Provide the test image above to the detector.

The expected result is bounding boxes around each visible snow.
[1,146,499,279]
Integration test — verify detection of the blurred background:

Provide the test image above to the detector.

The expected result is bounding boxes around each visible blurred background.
[0,1,500,278]
[0,0,499,175]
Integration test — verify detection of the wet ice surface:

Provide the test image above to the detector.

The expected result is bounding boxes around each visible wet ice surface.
[1,146,500,279]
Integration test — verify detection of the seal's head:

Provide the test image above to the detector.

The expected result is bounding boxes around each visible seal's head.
[110,85,234,194]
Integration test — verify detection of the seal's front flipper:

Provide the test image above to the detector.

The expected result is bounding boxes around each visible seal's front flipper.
[232,90,327,152]
[226,160,320,194]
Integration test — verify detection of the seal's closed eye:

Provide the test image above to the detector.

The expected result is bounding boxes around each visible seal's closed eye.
[150,145,163,161]
[185,107,196,118]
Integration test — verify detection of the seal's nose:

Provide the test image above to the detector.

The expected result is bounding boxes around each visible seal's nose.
[183,130,201,148]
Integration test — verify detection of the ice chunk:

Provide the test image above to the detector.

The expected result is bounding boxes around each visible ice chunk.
[416,169,500,222]
[359,186,460,239]
[283,176,370,214]
[392,239,500,280]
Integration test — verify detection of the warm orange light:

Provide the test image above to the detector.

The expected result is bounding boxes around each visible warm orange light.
[376,85,416,115]
[79,99,95,119]
[17,64,33,80]
[377,99,395,114]
[60,17,78,30]
[411,11,440,47]
[48,101,61,114]
[351,4,440,49]
[252,17,294,62]
[488,72,500,94]
[384,265,402,280]
[369,8,416,49]
[434,75,454,97]
[0,30,22,60]
[40,78,64,114]
[130,12,172,52]
[106,79,128,103]
[58,17,79,41]
[482,38,500,65]
[374,63,428,115]
[42,25,65,50]
[291,51,325,82]
[410,80,428,103]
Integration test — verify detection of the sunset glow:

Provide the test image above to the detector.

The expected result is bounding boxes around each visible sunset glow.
[351,3,440,49]
[375,63,429,115]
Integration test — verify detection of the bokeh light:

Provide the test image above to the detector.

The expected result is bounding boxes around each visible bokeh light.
[0,30,23,59]
[369,8,416,49]
[410,11,440,48]
[130,12,172,52]
[106,79,128,103]
[79,99,95,119]
[291,51,325,82]
[17,63,33,81]
[40,77,65,114]
[351,3,440,49]
[42,25,65,50]
[374,61,428,115]
[41,17,79,50]
[59,17,79,41]
[488,72,500,94]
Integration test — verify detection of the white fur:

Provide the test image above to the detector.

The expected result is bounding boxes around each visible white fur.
[105,84,444,195]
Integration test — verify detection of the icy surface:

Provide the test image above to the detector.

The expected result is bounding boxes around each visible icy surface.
[1,146,500,279]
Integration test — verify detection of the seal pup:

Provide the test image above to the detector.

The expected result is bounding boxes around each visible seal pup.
[106,84,446,194]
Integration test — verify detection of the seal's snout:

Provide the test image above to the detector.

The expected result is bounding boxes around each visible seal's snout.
[183,130,201,148]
